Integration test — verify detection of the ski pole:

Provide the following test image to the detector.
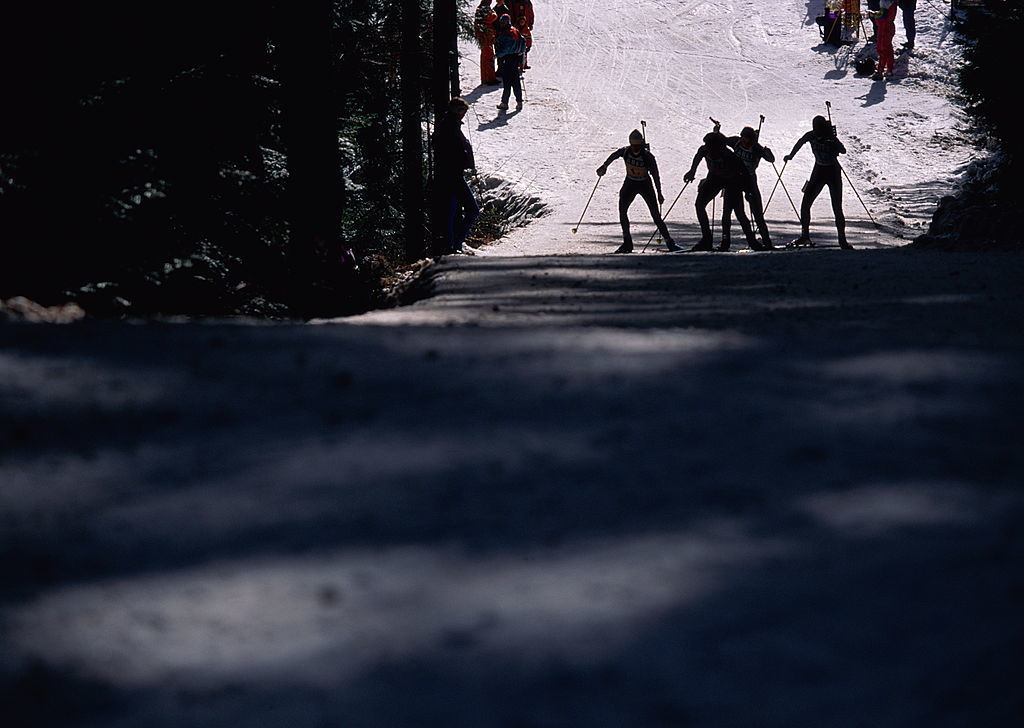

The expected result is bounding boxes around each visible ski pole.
[641,180,691,253]
[571,175,602,234]
[767,160,801,222]
[756,114,764,138]
[765,158,789,211]
[838,163,877,227]
[825,100,877,227]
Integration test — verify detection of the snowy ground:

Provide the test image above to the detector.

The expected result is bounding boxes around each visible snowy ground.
[3,250,1023,727]
[463,0,972,254]
[4,3,1022,728]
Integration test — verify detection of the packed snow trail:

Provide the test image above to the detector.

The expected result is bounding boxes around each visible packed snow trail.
[4,250,1024,727]
[463,0,971,253]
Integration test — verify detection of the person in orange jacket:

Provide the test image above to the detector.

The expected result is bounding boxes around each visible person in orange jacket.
[474,0,499,85]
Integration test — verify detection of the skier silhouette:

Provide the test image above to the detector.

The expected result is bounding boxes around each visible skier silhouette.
[684,131,764,251]
[784,115,852,250]
[597,129,681,254]
[725,126,776,249]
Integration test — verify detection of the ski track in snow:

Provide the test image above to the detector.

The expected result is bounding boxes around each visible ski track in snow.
[461,0,972,254]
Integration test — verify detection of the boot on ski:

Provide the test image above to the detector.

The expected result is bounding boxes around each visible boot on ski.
[718,236,731,252]
[690,237,713,252]
[788,235,814,248]
[665,238,684,252]
[613,240,634,254]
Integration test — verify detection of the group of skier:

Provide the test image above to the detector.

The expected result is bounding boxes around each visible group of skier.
[594,115,852,254]
[474,0,534,112]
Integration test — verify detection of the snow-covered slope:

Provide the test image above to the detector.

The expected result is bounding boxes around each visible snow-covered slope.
[461,0,973,254]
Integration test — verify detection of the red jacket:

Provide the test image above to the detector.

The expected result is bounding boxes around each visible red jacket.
[475,6,498,44]
[509,0,534,29]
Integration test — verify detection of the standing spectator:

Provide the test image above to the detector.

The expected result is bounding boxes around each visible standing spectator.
[870,0,898,80]
[866,0,881,40]
[474,0,499,85]
[783,115,852,250]
[897,0,917,50]
[432,98,480,253]
[509,0,535,30]
[493,0,512,25]
[494,14,525,111]
[516,15,533,71]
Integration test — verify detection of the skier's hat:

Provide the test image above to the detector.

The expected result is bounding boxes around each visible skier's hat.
[812,115,831,136]
[703,131,727,148]
[740,126,758,140]
[628,129,645,145]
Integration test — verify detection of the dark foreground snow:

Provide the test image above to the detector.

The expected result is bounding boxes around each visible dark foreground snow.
[2,248,1023,727]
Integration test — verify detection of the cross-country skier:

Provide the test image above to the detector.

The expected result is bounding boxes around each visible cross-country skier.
[683,131,764,252]
[725,126,776,249]
[432,97,480,253]
[869,0,898,80]
[597,129,681,254]
[494,15,525,111]
[474,0,499,85]
[784,115,852,250]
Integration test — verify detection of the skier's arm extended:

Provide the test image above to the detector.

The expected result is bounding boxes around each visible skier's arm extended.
[647,152,664,202]
[784,132,812,162]
[683,147,706,182]
[596,148,625,176]
[760,144,776,164]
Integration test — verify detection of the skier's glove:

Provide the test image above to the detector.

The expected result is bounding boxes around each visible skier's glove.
[784,154,793,162]
[658,192,665,205]
[683,171,695,183]
[596,166,607,177]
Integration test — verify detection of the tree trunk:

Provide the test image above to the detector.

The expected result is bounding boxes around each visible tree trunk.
[431,0,460,118]
[274,1,343,304]
[401,0,425,261]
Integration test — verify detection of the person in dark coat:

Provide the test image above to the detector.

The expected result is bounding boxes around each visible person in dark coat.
[784,115,852,249]
[684,131,764,251]
[597,129,680,254]
[432,97,480,253]
[897,0,917,50]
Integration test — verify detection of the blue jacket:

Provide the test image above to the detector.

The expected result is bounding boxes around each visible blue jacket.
[495,31,526,58]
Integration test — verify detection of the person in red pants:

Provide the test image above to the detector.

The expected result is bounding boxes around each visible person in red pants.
[509,0,534,30]
[870,0,898,80]
[475,0,499,85]
[516,16,533,71]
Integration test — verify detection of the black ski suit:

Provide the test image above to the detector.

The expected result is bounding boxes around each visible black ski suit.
[786,130,847,246]
[599,146,673,247]
[685,144,758,249]
[725,135,775,247]
[432,112,481,252]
